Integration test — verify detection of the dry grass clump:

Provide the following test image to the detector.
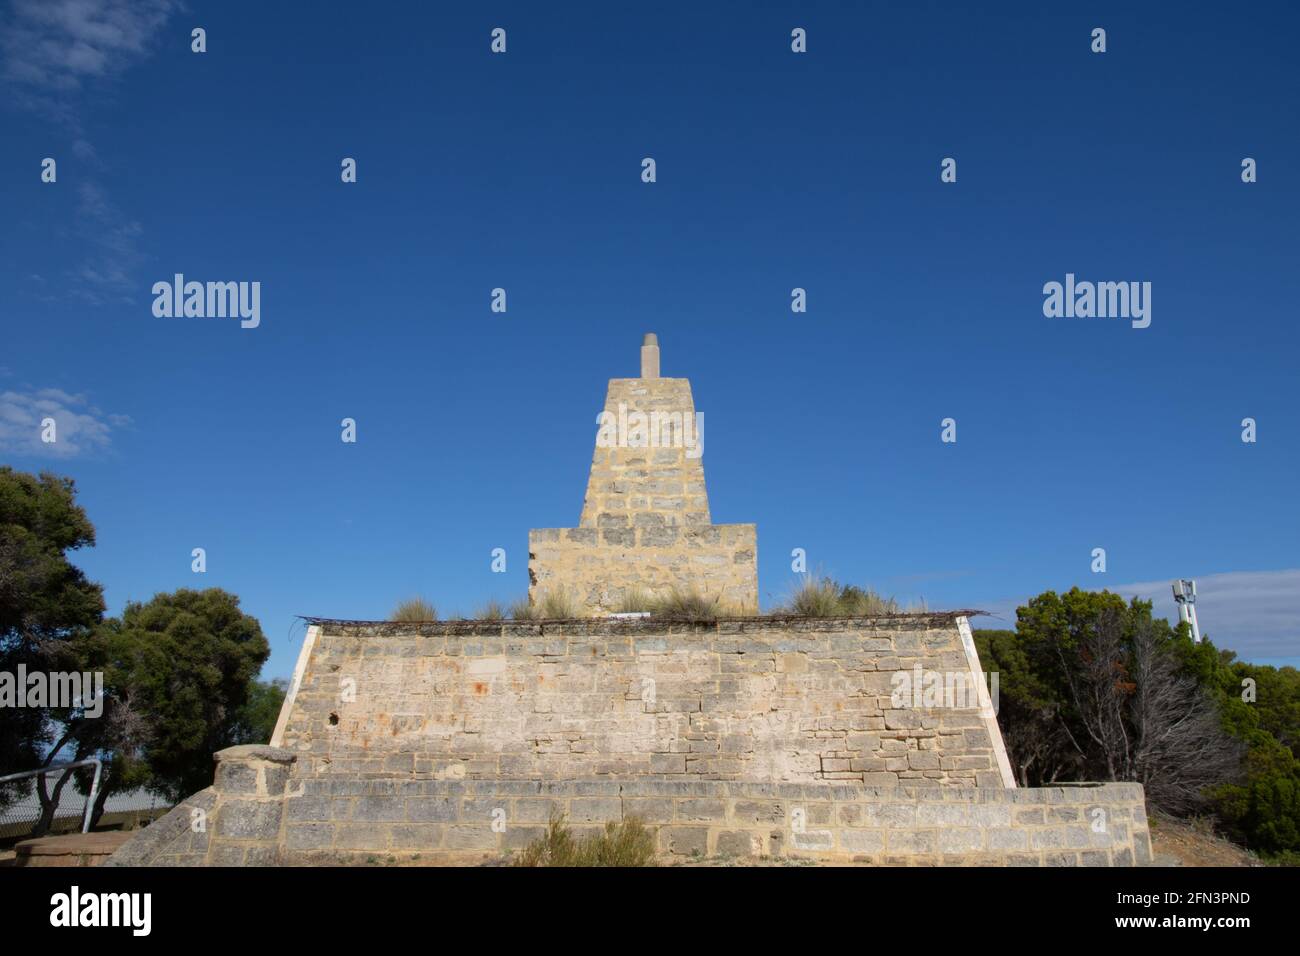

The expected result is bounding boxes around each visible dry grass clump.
[389,597,438,622]
[647,587,725,621]
[475,599,505,621]
[616,588,653,613]
[508,595,537,620]
[510,589,583,620]
[779,576,907,617]
[513,814,656,867]
[539,588,582,619]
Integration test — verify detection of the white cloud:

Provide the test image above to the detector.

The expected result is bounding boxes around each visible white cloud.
[976,570,1300,664]
[72,180,144,302]
[1111,570,1300,662]
[1,0,176,97]
[1,1,176,303]
[0,386,130,458]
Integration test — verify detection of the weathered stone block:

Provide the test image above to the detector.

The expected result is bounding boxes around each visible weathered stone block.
[715,830,762,857]
[215,800,282,841]
[660,826,708,856]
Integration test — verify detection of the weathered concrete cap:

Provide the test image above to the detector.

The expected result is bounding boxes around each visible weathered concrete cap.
[215,744,296,764]
[640,332,660,379]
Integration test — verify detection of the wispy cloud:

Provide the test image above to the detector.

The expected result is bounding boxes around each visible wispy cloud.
[0,386,131,458]
[2,0,177,302]
[1111,570,1300,662]
[71,180,144,303]
[1,0,177,113]
[976,570,1300,664]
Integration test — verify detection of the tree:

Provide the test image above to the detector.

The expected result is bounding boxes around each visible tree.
[84,588,271,808]
[1,468,277,833]
[227,678,288,746]
[973,628,1082,785]
[0,468,104,813]
[975,588,1242,812]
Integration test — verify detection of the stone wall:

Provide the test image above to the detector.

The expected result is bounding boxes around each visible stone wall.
[109,747,1151,866]
[104,746,286,867]
[528,523,758,616]
[107,614,1157,867]
[274,616,1013,788]
[278,777,1152,866]
[527,336,759,614]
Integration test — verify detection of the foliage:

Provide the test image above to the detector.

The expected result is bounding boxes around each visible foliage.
[538,589,580,619]
[647,587,724,621]
[513,813,656,867]
[475,600,504,622]
[0,468,105,811]
[975,586,1300,859]
[779,575,901,617]
[390,598,437,622]
[975,588,1242,811]
[616,588,652,613]
[507,595,537,621]
[83,588,271,804]
[226,678,288,745]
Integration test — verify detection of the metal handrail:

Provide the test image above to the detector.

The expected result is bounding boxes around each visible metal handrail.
[0,758,103,833]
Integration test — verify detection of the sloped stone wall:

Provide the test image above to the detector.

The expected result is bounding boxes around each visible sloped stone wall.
[107,615,1157,867]
[275,615,1011,788]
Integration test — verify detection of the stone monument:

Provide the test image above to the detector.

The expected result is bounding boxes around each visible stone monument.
[528,334,758,614]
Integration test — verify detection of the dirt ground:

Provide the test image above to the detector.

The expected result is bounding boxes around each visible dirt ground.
[1147,813,1264,867]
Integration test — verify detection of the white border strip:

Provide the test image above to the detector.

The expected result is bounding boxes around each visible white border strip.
[956,616,1017,788]
[270,624,320,747]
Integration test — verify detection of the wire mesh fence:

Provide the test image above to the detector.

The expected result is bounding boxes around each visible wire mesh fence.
[0,767,170,845]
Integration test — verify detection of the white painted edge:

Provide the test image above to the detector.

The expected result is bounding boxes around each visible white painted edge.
[270,624,319,748]
[956,616,1017,788]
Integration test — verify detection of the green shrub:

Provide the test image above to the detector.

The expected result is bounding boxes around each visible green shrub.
[514,814,656,867]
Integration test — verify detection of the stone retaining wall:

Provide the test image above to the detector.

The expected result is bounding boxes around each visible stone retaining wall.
[274,615,1013,788]
[108,747,1152,866]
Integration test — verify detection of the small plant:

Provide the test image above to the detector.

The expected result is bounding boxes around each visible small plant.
[648,586,724,621]
[514,813,656,867]
[538,588,580,619]
[508,595,538,621]
[779,576,901,617]
[476,599,505,621]
[836,584,900,616]
[617,588,653,613]
[390,597,438,622]
[784,576,842,617]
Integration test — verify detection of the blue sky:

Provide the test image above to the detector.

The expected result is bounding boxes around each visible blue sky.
[3,1,1298,680]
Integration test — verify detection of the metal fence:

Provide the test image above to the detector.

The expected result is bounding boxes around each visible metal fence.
[0,762,169,844]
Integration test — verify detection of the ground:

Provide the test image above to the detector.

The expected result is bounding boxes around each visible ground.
[1147,812,1263,867]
